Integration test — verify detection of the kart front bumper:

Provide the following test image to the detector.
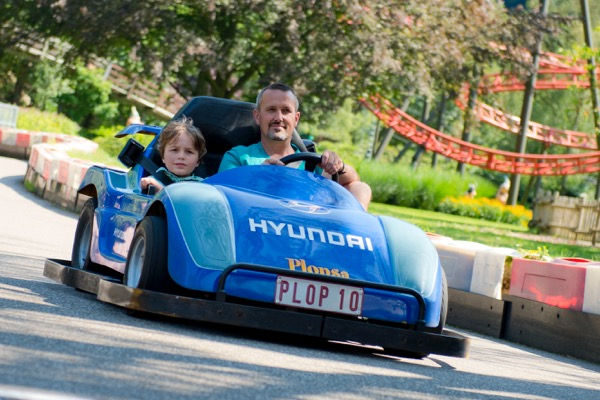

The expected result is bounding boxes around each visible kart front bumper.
[43,258,469,358]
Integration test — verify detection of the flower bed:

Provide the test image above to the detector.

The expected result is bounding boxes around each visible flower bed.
[437,196,532,227]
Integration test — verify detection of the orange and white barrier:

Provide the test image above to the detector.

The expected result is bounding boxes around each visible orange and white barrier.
[0,127,101,211]
[0,127,97,157]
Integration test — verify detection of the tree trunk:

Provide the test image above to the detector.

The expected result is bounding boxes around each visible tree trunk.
[373,97,412,160]
[457,80,479,175]
[411,97,431,169]
[431,93,448,168]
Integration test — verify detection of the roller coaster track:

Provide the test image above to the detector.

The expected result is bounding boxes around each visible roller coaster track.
[362,52,600,176]
[362,94,600,176]
[455,52,599,150]
[17,38,186,119]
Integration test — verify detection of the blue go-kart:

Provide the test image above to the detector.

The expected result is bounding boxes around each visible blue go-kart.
[45,96,468,358]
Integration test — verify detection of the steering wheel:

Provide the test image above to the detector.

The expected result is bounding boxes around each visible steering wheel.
[279,152,339,182]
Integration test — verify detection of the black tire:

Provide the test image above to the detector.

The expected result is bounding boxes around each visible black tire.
[384,269,448,358]
[435,268,449,334]
[123,216,170,292]
[71,198,98,270]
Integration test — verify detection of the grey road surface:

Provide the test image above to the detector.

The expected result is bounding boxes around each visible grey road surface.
[1,155,599,400]
[0,156,77,259]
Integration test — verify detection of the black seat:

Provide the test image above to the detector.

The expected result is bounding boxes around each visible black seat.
[171,96,260,177]
[147,96,314,179]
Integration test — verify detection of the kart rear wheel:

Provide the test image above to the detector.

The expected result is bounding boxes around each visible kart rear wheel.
[430,268,448,334]
[71,198,97,270]
[384,270,447,359]
[123,216,170,292]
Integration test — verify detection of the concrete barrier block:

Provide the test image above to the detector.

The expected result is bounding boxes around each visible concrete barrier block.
[509,258,589,311]
[429,235,518,299]
[68,160,90,191]
[0,129,17,145]
[582,262,600,315]
[57,159,70,185]
[16,132,30,147]
[470,249,510,299]
[430,237,482,291]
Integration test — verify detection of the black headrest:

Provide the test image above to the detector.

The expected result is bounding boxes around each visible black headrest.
[171,96,260,154]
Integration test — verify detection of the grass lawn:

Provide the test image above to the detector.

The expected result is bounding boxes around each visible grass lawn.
[67,148,123,169]
[370,202,600,261]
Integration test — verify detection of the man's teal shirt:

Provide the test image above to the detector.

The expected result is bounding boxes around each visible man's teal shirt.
[218,142,321,173]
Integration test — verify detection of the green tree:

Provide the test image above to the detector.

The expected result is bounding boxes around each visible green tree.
[34,1,553,121]
[3,1,569,123]
[57,67,120,128]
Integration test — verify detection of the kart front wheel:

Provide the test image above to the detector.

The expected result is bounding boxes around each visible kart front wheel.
[71,198,97,270]
[123,216,170,292]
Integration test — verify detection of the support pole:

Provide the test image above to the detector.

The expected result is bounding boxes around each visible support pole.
[580,0,600,199]
[431,93,448,168]
[457,80,479,175]
[373,97,411,160]
[394,141,413,163]
[508,0,549,206]
[411,97,431,169]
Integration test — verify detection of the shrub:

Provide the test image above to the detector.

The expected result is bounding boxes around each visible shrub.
[28,62,69,112]
[57,66,120,128]
[17,107,80,135]
[355,160,497,210]
[83,125,155,158]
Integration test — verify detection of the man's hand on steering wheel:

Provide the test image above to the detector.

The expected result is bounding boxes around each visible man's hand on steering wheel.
[279,152,342,182]
[319,150,344,177]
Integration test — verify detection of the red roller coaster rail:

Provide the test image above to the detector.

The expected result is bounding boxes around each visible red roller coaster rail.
[361,94,600,176]
[363,52,600,175]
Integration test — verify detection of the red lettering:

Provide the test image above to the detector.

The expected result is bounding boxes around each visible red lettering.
[349,290,360,311]
[306,284,316,305]
[278,280,289,302]
[318,286,329,306]
[339,289,345,310]
[292,282,301,304]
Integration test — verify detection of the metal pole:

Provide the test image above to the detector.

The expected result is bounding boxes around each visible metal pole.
[580,0,600,199]
[508,0,549,205]
[457,82,478,175]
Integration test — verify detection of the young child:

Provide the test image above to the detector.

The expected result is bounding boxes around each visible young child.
[140,116,207,193]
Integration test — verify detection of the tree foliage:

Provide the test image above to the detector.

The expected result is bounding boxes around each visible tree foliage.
[0,1,570,121]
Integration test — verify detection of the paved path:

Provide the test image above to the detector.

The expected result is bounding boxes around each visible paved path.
[1,155,599,400]
[0,156,76,259]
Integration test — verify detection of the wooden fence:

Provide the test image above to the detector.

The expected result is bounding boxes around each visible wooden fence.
[531,192,600,244]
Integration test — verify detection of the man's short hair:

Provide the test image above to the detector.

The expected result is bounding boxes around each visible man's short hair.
[255,83,299,111]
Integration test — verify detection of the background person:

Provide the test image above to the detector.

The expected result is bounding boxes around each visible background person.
[218,83,372,210]
[495,177,510,204]
[466,183,477,198]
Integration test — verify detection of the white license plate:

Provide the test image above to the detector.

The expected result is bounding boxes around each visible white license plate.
[274,276,363,316]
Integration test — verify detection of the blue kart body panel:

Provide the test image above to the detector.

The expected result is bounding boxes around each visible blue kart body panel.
[80,156,444,328]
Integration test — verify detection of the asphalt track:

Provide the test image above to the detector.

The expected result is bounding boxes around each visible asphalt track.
[1,155,600,400]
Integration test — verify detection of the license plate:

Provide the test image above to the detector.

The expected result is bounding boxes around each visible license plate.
[274,276,363,316]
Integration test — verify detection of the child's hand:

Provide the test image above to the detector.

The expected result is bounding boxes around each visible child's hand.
[140,176,164,194]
